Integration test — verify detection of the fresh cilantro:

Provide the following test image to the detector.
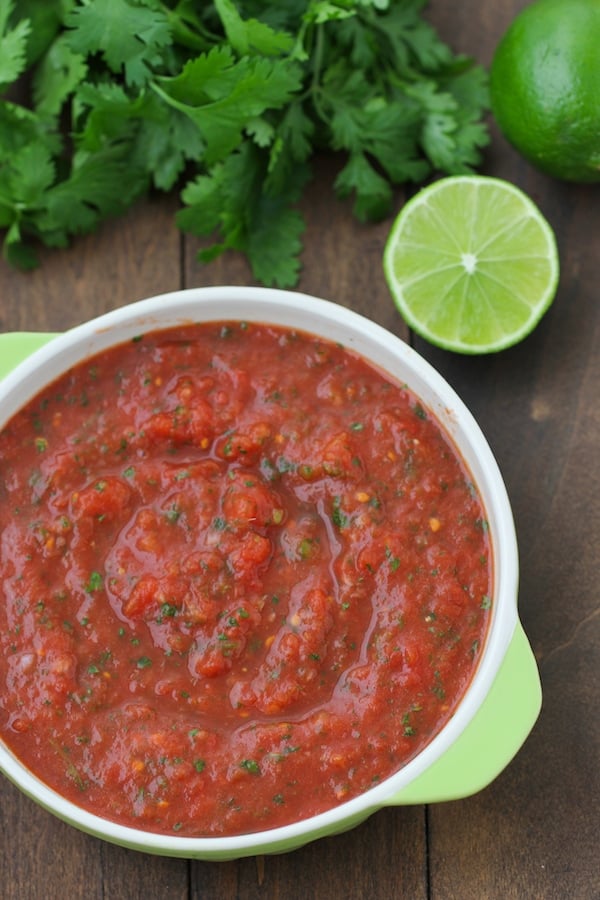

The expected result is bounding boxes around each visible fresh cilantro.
[332,495,350,530]
[214,0,295,57]
[154,47,303,163]
[84,571,103,593]
[33,35,88,117]
[65,0,172,87]
[0,0,490,284]
[136,655,152,669]
[0,1,31,90]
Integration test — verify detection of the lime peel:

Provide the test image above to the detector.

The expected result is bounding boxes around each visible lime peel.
[490,0,600,184]
[383,176,559,354]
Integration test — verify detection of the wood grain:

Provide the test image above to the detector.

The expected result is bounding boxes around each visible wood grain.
[422,3,600,899]
[0,195,181,332]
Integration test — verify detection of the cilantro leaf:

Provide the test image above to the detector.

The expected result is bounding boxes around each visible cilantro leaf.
[264,100,314,196]
[381,0,455,72]
[335,151,393,222]
[303,3,355,27]
[72,81,143,151]
[0,99,62,158]
[0,0,31,89]
[9,0,62,67]
[154,48,304,163]
[178,140,308,287]
[41,146,148,236]
[33,34,88,116]
[133,100,204,190]
[3,224,39,269]
[65,0,171,86]
[443,65,491,170]
[408,80,464,172]
[177,171,224,238]
[214,0,294,57]
[0,100,63,264]
[6,141,56,206]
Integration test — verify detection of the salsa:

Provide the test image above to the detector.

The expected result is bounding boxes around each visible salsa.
[0,321,491,836]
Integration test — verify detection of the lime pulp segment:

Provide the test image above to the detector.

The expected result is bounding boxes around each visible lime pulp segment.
[383,176,560,353]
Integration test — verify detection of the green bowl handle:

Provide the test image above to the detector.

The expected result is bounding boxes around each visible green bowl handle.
[0,332,58,379]
[383,621,541,805]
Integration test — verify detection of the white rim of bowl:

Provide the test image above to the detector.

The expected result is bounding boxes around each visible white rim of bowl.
[0,286,518,855]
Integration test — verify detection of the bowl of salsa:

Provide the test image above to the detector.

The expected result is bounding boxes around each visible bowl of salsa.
[0,286,541,859]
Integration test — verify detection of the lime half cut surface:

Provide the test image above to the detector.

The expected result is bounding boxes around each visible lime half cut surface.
[383,176,560,353]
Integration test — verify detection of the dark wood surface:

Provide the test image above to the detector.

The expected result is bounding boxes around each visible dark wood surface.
[1,2,598,898]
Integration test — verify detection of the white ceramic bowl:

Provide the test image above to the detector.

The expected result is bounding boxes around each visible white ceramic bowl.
[0,287,540,859]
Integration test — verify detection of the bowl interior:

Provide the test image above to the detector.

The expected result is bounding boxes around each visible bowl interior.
[0,287,518,857]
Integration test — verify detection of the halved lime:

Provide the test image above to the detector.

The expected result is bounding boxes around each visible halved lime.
[383,176,559,354]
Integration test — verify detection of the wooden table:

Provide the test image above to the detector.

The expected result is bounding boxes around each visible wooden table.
[1,3,598,898]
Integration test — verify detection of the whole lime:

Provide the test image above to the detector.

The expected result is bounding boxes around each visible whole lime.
[490,0,600,183]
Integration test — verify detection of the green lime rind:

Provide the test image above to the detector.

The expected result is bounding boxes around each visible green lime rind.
[383,175,560,354]
[489,0,600,184]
